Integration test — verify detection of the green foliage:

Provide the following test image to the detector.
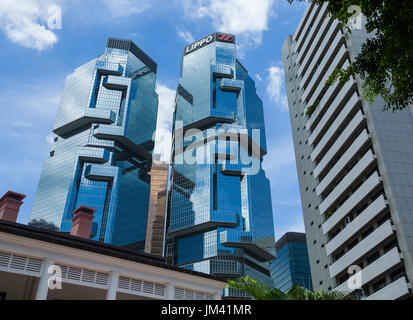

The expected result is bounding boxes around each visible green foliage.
[325,211,335,220]
[227,276,287,300]
[305,103,317,116]
[227,277,354,300]
[287,0,413,111]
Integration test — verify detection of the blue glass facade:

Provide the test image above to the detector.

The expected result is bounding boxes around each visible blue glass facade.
[270,232,313,292]
[167,33,275,298]
[29,38,159,249]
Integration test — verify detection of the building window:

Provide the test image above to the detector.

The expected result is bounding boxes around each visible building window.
[367,251,380,265]
[372,278,387,292]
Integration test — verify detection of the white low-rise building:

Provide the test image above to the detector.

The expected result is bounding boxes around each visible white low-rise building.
[0,191,226,300]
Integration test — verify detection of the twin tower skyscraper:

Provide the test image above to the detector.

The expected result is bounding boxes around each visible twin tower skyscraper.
[29,34,275,296]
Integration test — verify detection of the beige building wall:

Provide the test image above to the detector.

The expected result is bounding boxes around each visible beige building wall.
[144,161,169,256]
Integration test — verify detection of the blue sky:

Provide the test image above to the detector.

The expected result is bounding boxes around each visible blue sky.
[0,0,307,240]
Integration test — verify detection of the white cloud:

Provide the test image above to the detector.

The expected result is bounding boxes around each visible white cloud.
[183,0,274,49]
[101,0,152,18]
[153,84,176,162]
[46,133,55,145]
[0,0,155,49]
[177,29,195,44]
[266,63,288,110]
[0,0,59,50]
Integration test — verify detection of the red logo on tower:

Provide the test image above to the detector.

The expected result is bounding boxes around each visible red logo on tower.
[217,34,234,43]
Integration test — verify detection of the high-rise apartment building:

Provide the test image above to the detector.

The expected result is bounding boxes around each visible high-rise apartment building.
[30,38,159,250]
[145,159,169,256]
[283,3,413,299]
[166,32,275,298]
[270,232,313,292]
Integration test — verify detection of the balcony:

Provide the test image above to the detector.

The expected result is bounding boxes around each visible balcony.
[220,163,245,176]
[84,164,120,182]
[53,109,116,137]
[329,220,394,278]
[102,76,130,90]
[365,277,410,300]
[334,247,402,293]
[296,2,329,65]
[298,18,339,77]
[220,230,275,262]
[316,129,370,196]
[93,125,151,160]
[219,79,243,92]
[309,87,359,147]
[300,26,343,91]
[96,61,123,76]
[310,92,360,161]
[170,211,239,237]
[292,3,314,42]
[318,149,376,216]
[322,172,382,234]
[77,147,110,164]
[313,110,365,178]
[325,195,388,256]
[211,65,233,79]
[294,3,324,56]
[306,78,355,132]
[302,44,348,104]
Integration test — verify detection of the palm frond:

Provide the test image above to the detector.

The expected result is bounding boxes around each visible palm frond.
[227,276,287,300]
[229,277,355,300]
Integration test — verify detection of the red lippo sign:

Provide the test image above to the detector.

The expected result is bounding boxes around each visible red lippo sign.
[217,34,234,43]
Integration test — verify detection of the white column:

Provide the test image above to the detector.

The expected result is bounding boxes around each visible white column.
[35,258,55,300]
[106,271,119,300]
[166,283,175,300]
[214,291,222,300]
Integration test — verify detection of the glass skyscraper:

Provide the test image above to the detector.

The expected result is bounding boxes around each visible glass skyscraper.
[166,32,275,298]
[30,38,159,250]
[270,232,313,292]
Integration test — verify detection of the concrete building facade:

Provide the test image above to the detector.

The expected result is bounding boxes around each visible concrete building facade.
[282,2,413,299]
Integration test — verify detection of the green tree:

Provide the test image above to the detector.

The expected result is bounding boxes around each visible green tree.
[227,276,354,300]
[287,0,413,111]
